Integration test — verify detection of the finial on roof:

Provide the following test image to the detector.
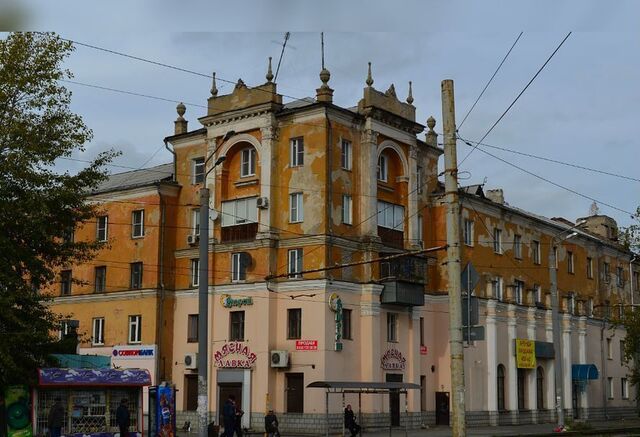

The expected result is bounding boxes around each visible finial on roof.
[425,116,437,147]
[427,116,436,132]
[176,102,186,119]
[266,57,274,83]
[235,78,246,89]
[316,66,333,103]
[590,201,600,216]
[366,62,374,87]
[385,84,397,98]
[406,81,414,104]
[174,102,188,135]
[210,72,218,97]
[319,67,331,88]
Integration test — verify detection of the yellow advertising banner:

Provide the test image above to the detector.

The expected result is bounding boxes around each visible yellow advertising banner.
[516,339,536,369]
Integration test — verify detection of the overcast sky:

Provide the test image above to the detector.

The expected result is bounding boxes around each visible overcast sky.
[7,0,639,228]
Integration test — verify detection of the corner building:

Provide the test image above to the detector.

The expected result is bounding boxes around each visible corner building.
[46,62,639,432]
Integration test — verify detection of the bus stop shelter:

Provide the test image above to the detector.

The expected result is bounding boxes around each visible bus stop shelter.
[307,381,421,437]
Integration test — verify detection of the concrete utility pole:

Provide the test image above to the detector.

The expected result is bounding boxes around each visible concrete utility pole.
[549,243,565,428]
[442,79,466,436]
[197,186,210,437]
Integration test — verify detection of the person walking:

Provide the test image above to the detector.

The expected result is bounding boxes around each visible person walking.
[48,398,65,437]
[116,398,131,437]
[233,403,244,437]
[221,395,236,437]
[264,410,279,437]
[344,404,360,437]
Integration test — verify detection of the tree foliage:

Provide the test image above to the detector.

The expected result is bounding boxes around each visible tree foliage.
[0,32,115,388]
[620,206,640,254]
[621,307,640,400]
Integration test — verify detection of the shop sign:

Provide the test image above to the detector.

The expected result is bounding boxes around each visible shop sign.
[381,348,406,370]
[329,293,343,351]
[516,339,536,369]
[295,340,318,351]
[420,345,428,355]
[112,345,156,359]
[213,342,257,368]
[221,294,253,308]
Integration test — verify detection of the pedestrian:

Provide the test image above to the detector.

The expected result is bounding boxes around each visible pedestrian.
[221,395,236,437]
[344,404,360,437]
[116,398,131,437]
[48,398,65,437]
[264,410,279,437]
[233,403,244,437]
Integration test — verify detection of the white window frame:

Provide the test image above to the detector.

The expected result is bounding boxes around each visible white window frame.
[92,317,105,346]
[287,248,303,279]
[128,315,142,344]
[493,228,502,254]
[515,280,524,305]
[221,197,258,227]
[289,193,304,223]
[568,293,576,315]
[514,234,522,259]
[387,313,398,342]
[588,298,594,317]
[132,210,144,238]
[192,157,205,184]
[534,284,542,304]
[231,252,247,282]
[568,251,574,274]
[377,154,388,182]
[607,377,614,399]
[240,148,256,177]
[533,240,541,265]
[493,277,504,301]
[342,194,352,225]
[192,208,200,236]
[341,139,352,170]
[377,200,405,231]
[553,247,558,268]
[59,320,70,340]
[622,377,629,399]
[191,259,199,287]
[290,137,304,167]
[463,220,474,246]
[97,216,108,242]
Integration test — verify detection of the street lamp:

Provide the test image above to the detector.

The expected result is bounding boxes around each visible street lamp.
[197,131,233,437]
[549,221,585,428]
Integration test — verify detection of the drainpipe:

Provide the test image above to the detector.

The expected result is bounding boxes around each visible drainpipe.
[164,139,177,182]
[325,110,333,279]
[601,318,608,420]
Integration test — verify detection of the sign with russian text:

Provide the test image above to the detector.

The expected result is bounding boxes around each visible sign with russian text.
[213,342,257,368]
[112,345,156,359]
[420,345,428,355]
[516,339,536,369]
[221,294,253,308]
[381,348,406,370]
[295,340,318,351]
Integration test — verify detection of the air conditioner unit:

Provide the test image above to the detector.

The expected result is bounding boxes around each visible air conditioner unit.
[184,353,198,370]
[270,350,289,368]
[187,234,199,246]
[256,197,269,209]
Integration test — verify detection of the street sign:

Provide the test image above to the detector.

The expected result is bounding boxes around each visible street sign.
[461,262,480,295]
[462,326,485,342]
[462,296,479,327]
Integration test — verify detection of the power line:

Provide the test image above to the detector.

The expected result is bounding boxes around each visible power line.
[458,32,523,130]
[459,32,572,166]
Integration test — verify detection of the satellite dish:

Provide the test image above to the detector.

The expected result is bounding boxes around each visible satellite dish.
[209,208,219,221]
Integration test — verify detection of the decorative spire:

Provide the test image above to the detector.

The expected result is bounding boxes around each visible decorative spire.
[210,72,218,97]
[366,62,374,87]
[319,67,330,88]
[266,57,274,83]
[316,65,333,103]
[427,116,436,132]
[176,102,186,120]
[425,116,437,147]
[406,81,414,105]
[174,102,188,135]
[385,84,397,98]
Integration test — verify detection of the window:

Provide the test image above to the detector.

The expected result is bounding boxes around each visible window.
[377,200,405,231]
[341,139,352,170]
[191,259,199,287]
[128,315,141,344]
[290,137,304,167]
[493,277,504,301]
[568,293,576,315]
[622,378,629,399]
[587,257,593,279]
[287,308,302,339]
[94,266,106,293]
[553,247,558,268]
[240,148,256,177]
[463,220,474,246]
[497,365,506,411]
[60,270,72,295]
[231,252,250,282]
[605,300,612,319]
[604,262,611,283]
[289,192,304,223]
[221,197,258,227]
[634,271,640,291]
[417,165,424,194]
[96,216,108,241]
[588,298,594,317]
[192,157,205,184]
[417,215,423,243]
[187,314,198,343]
[287,249,303,278]
[536,367,544,410]
[58,320,71,340]
[620,340,626,365]
[568,251,574,274]
[607,377,614,399]
[534,284,542,304]
[377,154,388,182]
[619,304,625,321]
[92,317,104,345]
[607,338,613,359]
[419,317,425,346]
[533,240,541,265]
[130,262,143,289]
[229,311,245,341]
[514,234,522,259]
[617,266,624,287]
[514,280,525,305]
[62,227,74,243]
[387,313,398,342]
[493,228,502,254]
[342,195,352,225]
[192,208,200,236]
[342,308,352,340]
[517,368,526,410]
[132,210,144,238]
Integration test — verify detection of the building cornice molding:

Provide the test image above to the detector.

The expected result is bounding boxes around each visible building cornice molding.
[50,289,158,304]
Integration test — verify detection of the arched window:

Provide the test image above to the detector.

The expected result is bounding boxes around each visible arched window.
[377,153,388,182]
[497,364,506,411]
[536,366,545,410]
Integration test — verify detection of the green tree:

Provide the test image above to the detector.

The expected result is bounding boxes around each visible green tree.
[620,206,640,254]
[0,32,115,388]
[622,307,640,401]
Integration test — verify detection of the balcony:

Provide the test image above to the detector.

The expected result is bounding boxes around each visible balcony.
[221,222,258,243]
[381,280,425,306]
[379,255,427,306]
[377,226,404,249]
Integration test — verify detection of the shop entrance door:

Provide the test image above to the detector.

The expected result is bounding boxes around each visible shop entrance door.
[572,382,580,419]
[385,373,402,426]
[285,373,304,413]
[218,383,242,426]
[435,392,450,426]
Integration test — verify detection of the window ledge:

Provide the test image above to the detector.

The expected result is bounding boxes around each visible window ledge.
[132,235,145,240]
[235,178,259,187]
[377,183,394,193]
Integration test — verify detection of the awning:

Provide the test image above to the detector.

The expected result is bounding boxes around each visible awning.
[307,381,421,391]
[38,368,151,386]
[572,364,599,380]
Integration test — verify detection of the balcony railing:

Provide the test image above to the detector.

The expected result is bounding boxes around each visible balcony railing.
[377,226,404,249]
[380,255,427,284]
[221,222,258,243]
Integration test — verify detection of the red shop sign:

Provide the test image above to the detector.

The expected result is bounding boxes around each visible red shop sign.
[213,342,257,368]
[296,340,318,351]
[420,345,428,355]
